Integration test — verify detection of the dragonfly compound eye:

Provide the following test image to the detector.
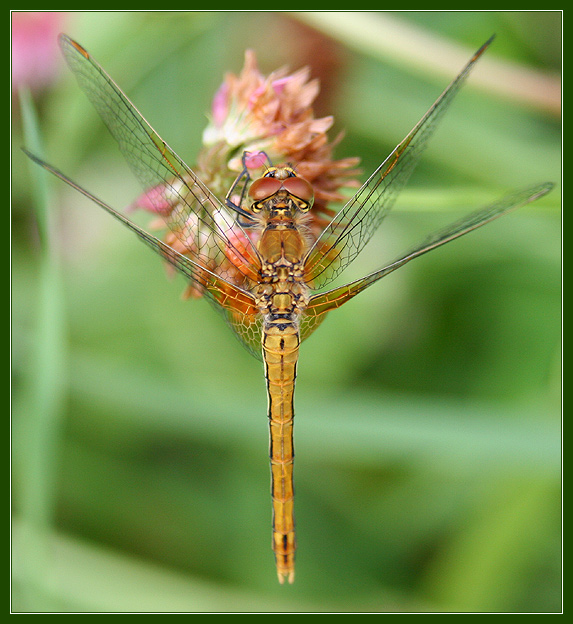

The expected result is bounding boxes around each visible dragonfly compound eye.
[249,176,283,202]
[282,176,314,207]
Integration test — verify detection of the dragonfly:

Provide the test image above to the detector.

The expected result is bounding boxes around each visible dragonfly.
[25,34,553,584]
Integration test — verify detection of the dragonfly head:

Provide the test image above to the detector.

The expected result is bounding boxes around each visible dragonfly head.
[248,166,314,216]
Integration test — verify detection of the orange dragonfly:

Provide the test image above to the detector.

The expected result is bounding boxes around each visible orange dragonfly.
[25,34,553,584]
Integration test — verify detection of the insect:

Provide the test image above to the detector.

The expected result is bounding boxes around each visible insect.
[25,34,552,584]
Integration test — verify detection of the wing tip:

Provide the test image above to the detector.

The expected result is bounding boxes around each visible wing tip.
[58,33,90,59]
[472,34,496,62]
[532,181,555,202]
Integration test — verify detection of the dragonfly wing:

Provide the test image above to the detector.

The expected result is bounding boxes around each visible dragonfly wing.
[218,307,265,361]
[304,181,554,320]
[58,34,261,284]
[24,150,263,355]
[304,36,495,290]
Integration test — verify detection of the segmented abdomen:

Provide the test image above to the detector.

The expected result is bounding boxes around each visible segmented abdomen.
[262,318,300,584]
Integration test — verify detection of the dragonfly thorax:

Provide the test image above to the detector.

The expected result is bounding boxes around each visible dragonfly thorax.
[251,172,315,266]
[252,171,313,317]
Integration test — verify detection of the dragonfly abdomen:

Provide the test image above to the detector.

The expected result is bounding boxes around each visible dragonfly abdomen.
[262,317,300,584]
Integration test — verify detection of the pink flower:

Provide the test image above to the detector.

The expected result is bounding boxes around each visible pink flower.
[11,12,68,92]
[129,183,179,216]
[133,50,361,298]
[199,49,360,224]
[243,151,269,170]
[211,82,230,127]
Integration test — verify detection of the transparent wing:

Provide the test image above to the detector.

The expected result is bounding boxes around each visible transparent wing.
[303,36,495,290]
[218,307,265,360]
[24,150,263,358]
[59,34,261,285]
[302,181,553,326]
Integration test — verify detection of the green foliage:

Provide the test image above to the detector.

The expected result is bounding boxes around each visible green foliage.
[12,11,561,613]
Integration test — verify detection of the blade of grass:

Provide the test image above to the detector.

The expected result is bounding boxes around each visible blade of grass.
[292,12,560,115]
[14,89,69,610]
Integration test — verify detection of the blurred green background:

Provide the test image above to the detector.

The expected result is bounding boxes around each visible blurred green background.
[11,11,561,613]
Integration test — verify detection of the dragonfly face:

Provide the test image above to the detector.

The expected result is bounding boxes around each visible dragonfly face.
[248,166,315,215]
[24,33,553,584]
